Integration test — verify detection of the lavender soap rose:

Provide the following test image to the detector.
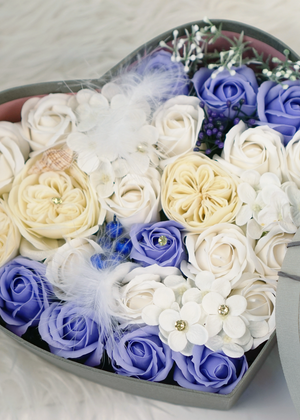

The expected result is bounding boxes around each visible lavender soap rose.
[130,220,186,268]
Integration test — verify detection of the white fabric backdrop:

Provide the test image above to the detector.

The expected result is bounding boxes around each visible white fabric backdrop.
[0,1,299,419]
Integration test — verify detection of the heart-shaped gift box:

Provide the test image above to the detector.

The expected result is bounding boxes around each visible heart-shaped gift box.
[0,19,298,412]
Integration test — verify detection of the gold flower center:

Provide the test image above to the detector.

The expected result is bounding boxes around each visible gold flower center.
[175,320,187,331]
[218,304,229,316]
[158,235,168,246]
[51,197,63,205]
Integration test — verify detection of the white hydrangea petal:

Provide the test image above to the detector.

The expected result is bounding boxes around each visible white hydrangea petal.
[205,315,223,337]
[186,324,208,345]
[247,218,263,240]
[111,158,129,178]
[236,204,253,226]
[180,301,201,324]
[211,278,231,298]
[249,320,269,338]
[240,170,261,187]
[153,287,175,309]
[226,295,247,316]
[202,292,224,315]
[142,304,161,325]
[205,335,224,352]
[182,287,202,304]
[237,183,256,204]
[195,271,215,290]
[223,316,246,338]
[222,342,245,358]
[260,172,281,189]
[168,330,188,352]
[159,309,179,332]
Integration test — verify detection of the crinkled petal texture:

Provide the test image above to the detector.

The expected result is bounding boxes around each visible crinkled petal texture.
[0,198,21,267]
[105,325,173,381]
[38,302,104,367]
[161,153,241,233]
[0,256,52,336]
[172,345,248,394]
[8,154,102,258]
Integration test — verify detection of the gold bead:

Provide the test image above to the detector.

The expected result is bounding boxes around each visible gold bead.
[51,197,62,205]
[218,304,229,316]
[158,235,168,246]
[175,320,187,331]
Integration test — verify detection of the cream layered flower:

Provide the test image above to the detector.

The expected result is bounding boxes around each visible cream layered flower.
[102,167,161,228]
[152,95,204,167]
[232,273,276,348]
[8,155,102,257]
[215,121,288,182]
[116,265,181,324]
[181,223,258,286]
[161,152,241,232]
[254,226,293,281]
[21,94,77,151]
[0,197,21,267]
[0,122,30,195]
[286,131,300,187]
[45,237,103,299]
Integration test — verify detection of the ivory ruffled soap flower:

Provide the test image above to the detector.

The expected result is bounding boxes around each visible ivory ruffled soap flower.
[181,223,257,286]
[254,226,293,281]
[232,273,276,348]
[0,198,21,267]
[0,122,30,195]
[21,94,78,152]
[286,130,300,187]
[101,167,161,228]
[8,154,103,258]
[161,152,241,232]
[152,95,204,167]
[115,264,182,325]
[215,121,288,182]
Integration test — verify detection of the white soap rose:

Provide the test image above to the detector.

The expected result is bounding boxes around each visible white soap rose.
[102,167,161,228]
[152,95,204,167]
[181,223,258,286]
[286,130,300,187]
[8,154,103,258]
[215,121,288,182]
[116,264,181,324]
[45,237,103,299]
[0,122,30,195]
[232,273,276,348]
[0,197,21,267]
[21,94,77,151]
[254,226,293,281]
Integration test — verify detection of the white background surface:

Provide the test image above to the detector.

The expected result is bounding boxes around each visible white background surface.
[0,0,300,418]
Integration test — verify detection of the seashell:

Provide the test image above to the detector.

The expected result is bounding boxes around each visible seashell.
[28,147,74,174]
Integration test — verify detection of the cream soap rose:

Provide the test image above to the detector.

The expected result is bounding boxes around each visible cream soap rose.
[8,155,103,254]
[21,94,77,151]
[0,197,21,266]
[161,152,241,232]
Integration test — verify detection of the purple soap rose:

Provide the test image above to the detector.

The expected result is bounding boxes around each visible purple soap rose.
[38,302,105,367]
[130,220,186,268]
[172,345,248,394]
[0,257,52,336]
[106,325,173,381]
[192,66,258,117]
[136,50,189,96]
[257,80,300,144]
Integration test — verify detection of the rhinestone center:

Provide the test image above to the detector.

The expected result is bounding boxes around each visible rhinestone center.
[218,304,229,316]
[175,320,187,331]
[158,235,168,246]
[51,197,62,205]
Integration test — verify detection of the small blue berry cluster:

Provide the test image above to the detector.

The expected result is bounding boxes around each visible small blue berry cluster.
[91,217,132,270]
[194,100,256,158]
